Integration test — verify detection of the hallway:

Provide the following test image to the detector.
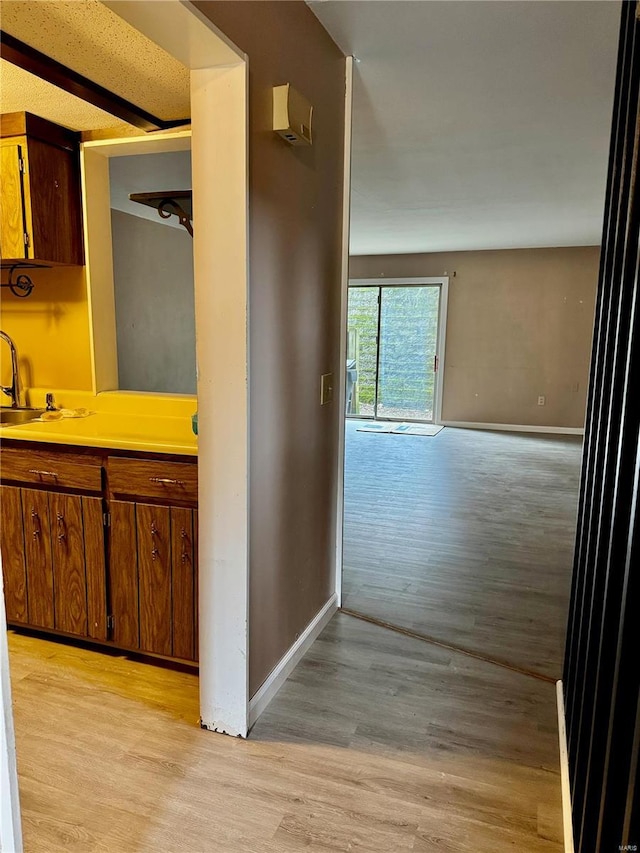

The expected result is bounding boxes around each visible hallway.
[8,614,562,851]
[342,424,583,679]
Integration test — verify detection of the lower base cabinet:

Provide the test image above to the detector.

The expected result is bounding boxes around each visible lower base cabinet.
[0,444,198,664]
[110,501,198,660]
[0,484,107,638]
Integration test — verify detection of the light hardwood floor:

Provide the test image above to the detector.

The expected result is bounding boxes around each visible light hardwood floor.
[8,613,562,852]
[343,423,583,679]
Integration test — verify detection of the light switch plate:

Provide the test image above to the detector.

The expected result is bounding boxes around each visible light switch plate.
[321,373,334,405]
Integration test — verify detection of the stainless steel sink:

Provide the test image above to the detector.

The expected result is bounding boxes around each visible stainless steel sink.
[0,407,46,427]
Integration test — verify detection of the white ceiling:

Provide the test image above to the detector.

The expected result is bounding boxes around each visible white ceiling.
[309,0,620,255]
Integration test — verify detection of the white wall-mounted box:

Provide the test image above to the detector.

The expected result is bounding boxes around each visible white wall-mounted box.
[273,83,313,146]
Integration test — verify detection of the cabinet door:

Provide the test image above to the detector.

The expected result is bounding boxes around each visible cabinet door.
[82,497,107,641]
[137,504,172,657]
[171,507,196,661]
[0,142,28,260]
[110,500,140,649]
[22,488,54,629]
[26,138,83,265]
[50,493,88,635]
[0,485,28,623]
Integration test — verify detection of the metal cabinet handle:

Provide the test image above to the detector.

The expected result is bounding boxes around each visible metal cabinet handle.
[149,477,184,486]
[28,469,58,479]
[151,520,159,561]
[180,527,189,564]
[56,512,66,543]
[31,508,40,540]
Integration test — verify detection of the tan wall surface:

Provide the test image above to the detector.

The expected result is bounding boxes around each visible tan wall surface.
[195,1,345,696]
[350,247,600,428]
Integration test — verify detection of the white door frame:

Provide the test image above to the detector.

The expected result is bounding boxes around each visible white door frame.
[346,276,449,424]
[333,56,353,608]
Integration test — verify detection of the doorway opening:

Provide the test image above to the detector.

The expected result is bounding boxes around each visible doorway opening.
[346,277,448,424]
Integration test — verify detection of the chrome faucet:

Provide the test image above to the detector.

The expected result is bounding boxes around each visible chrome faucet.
[0,330,25,408]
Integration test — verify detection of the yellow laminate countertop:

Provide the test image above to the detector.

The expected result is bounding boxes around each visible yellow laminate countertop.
[0,389,197,456]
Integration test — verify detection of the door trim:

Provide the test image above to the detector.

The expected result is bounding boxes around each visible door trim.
[347,276,449,424]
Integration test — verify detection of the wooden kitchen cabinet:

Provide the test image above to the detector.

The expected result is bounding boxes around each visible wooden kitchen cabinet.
[0,483,107,638]
[0,112,83,266]
[110,500,198,661]
[1,442,197,663]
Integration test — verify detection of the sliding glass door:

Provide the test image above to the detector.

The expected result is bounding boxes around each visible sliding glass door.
[347,284,442,423]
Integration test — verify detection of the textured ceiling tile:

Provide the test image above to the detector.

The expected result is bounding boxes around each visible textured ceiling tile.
[0,0,190,121]
[0,59,132,131]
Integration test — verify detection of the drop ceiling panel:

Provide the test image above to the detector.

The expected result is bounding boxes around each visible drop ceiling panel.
[0,0,190,122]
[0,59,130,131]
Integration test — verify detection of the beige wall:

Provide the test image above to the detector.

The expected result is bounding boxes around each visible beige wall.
[350,247,600,428]
[195,1,345,696]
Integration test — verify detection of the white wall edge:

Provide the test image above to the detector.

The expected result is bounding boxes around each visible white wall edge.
[248,594,338,730]
[192,60,250,739]
[440,420,585,436]
[334,55,354,608]
[0,561,23,853]
[556,680,575,853]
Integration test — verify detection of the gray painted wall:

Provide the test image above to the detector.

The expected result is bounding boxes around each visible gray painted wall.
[111,209,196,395]
[109,151,192,229]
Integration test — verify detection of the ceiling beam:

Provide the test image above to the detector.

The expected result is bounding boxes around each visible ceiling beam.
[0,31,189,132]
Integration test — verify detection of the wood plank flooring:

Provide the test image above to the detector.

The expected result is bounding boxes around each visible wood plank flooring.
[8,613,562,852]
[342,423,583,679]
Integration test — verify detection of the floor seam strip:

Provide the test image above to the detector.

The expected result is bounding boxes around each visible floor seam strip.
[339,607,556,683]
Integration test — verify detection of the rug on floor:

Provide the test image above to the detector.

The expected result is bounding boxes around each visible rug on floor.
[356,422,444,436]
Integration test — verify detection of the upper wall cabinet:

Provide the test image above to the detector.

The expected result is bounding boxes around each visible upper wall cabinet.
[0,112,83,266]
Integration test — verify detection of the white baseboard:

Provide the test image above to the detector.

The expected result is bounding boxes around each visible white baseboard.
[441,420,585,436]
[248,593,338,730]
[556,680,575,853]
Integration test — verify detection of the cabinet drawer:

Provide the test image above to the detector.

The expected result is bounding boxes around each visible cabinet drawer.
[108,457,197,505]
[0,448,102,493]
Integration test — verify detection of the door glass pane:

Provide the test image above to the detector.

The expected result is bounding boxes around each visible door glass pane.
[346,287,379,416]
[377,286,440,422]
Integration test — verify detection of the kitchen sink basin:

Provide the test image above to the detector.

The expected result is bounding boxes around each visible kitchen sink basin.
[0,407,46,427]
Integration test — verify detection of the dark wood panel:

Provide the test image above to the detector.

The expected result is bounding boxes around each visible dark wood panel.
[194,509,199,661]
[82,497,107,641]
[0,485,28,622]
[171,507,195,661]
[0,111,80,150]
[108,457,197,506]
[109,501,139,649]
[50,493,87,636]
[137,504,172,656]
[26,137,83,265]
[21,488,53,629]
[0,447,102,492]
